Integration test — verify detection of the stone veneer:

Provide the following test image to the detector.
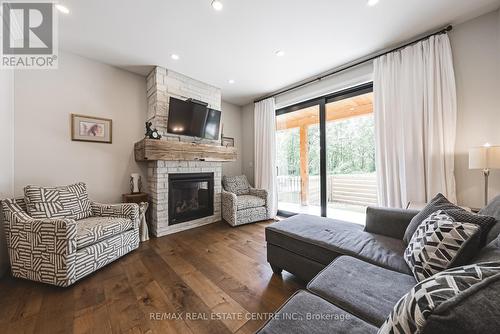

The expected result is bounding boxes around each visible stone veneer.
[146,66,225,237]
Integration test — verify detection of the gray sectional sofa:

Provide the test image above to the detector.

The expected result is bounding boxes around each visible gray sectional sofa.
[259,205,500,333]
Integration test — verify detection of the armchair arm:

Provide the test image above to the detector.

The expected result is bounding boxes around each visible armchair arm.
[91,202,139,227]
[364,206,419,240]
[221,190,238,226]
[2,199,78,286]
[249,188,268,202]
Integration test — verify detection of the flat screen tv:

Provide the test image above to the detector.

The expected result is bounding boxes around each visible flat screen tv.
[167,97,221,140]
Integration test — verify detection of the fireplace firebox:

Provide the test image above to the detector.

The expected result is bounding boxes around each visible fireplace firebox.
[168,173,214,225]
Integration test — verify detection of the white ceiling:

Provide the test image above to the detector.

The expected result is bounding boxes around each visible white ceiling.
[57,0,500,106]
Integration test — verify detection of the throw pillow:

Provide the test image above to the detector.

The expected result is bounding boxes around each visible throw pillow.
[403,193,496,247]
[222,175,250,195]
[24,182,92,220]
[378,262,500,334]
[404,210,480,281]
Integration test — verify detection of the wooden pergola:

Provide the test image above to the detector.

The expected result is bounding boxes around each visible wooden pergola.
[276,92,374,206]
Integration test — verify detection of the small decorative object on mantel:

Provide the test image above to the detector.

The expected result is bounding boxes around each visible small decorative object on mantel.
[145,121,162,140]
[71,114,112,143]
[221,136,235,147]
[130,173,142,193]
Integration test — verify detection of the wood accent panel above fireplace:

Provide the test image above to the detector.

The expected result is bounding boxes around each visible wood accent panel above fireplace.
[134,138,237,162]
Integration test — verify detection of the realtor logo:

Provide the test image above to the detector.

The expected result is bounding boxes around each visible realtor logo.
[1,1,58,69]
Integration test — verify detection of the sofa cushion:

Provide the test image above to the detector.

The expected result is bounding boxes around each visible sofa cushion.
[404,210,481,281]
[379,262,500,334]
[307,256,415,327]
[266,214,412,275]
[24,182,92,220]
[222,175,250,195]
[403,193,496,246]
[237,195,265,210]
[479,195,500,244]
[472,234,500,264]
[76,216,134,249]
[257,290,378,334]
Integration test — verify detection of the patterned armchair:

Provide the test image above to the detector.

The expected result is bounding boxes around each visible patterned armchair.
[221,175,270,226]
[1,183,139,287]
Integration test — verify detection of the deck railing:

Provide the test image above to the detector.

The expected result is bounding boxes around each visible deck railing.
[277,173,378,207]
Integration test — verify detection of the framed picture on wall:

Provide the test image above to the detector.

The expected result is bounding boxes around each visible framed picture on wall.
[221,136,234,147]
[71,114,112,143]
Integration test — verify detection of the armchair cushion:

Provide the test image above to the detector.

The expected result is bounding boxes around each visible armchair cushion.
[222,175,250,195]
[24,182,92,220]
[237,195,266,210]
[76,216,135,249]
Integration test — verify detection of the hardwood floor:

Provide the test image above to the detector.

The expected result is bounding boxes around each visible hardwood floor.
[0,221,303,334]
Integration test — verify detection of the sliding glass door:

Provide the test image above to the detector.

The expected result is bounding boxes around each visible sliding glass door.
[276,103,321,215]
[325,87,376,224]
[275,83,377,224]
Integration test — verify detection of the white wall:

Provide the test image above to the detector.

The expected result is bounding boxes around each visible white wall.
[14,52,147,203]
[220,101,243,177]
[275,62,373,109]
[450,9,500,207]
[0,69,15,277]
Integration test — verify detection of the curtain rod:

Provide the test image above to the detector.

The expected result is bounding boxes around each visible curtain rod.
[254,25,453,104]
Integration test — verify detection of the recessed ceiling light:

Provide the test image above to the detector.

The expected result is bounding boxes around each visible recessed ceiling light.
[228,79,235,84]
[55,4,70,14]
[211,0,223,11]
[275,50,285,57]
[367,0,380,7]
[170,54,180,60]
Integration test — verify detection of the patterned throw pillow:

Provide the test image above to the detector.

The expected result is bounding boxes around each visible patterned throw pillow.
[404,210,480,281]
[222,175,250,195]
[403,193,496,247]
[378,262,500,334]
[24,183,92,220]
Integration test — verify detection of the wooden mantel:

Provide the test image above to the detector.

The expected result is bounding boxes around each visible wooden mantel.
[134,138,237,162]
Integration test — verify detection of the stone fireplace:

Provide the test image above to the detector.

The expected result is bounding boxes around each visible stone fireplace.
[168,173,214,225]
[147,161,222,236]
[141,66,234,237]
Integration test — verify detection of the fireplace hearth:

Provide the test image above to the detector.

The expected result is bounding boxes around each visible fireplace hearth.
[168,173,214,225]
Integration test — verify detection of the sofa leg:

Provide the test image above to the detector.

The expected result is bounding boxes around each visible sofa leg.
[270,264,282,275]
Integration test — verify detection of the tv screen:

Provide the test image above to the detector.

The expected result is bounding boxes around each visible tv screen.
[167,97,221,140]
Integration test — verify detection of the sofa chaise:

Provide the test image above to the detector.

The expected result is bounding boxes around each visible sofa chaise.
[259,196,500,333]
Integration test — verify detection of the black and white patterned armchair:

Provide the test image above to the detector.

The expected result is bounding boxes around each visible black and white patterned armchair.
[221,175,270,226]
[1,183,139,287]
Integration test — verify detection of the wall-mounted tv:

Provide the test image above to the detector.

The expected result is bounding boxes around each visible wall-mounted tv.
[167,97,221,140]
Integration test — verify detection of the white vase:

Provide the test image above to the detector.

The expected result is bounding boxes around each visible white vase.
[130,173,141,193]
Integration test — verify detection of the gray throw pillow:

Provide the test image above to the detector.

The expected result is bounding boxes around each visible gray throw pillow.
[24,182,92,220]
[404,210,481,281]
[403,193,496,247]
[379,262,500,334]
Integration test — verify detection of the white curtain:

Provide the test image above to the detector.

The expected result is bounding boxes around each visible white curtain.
[254,98,278,218]
[374,34,457,208]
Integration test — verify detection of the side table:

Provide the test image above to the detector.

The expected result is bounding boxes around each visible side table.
[123,192,150,242]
